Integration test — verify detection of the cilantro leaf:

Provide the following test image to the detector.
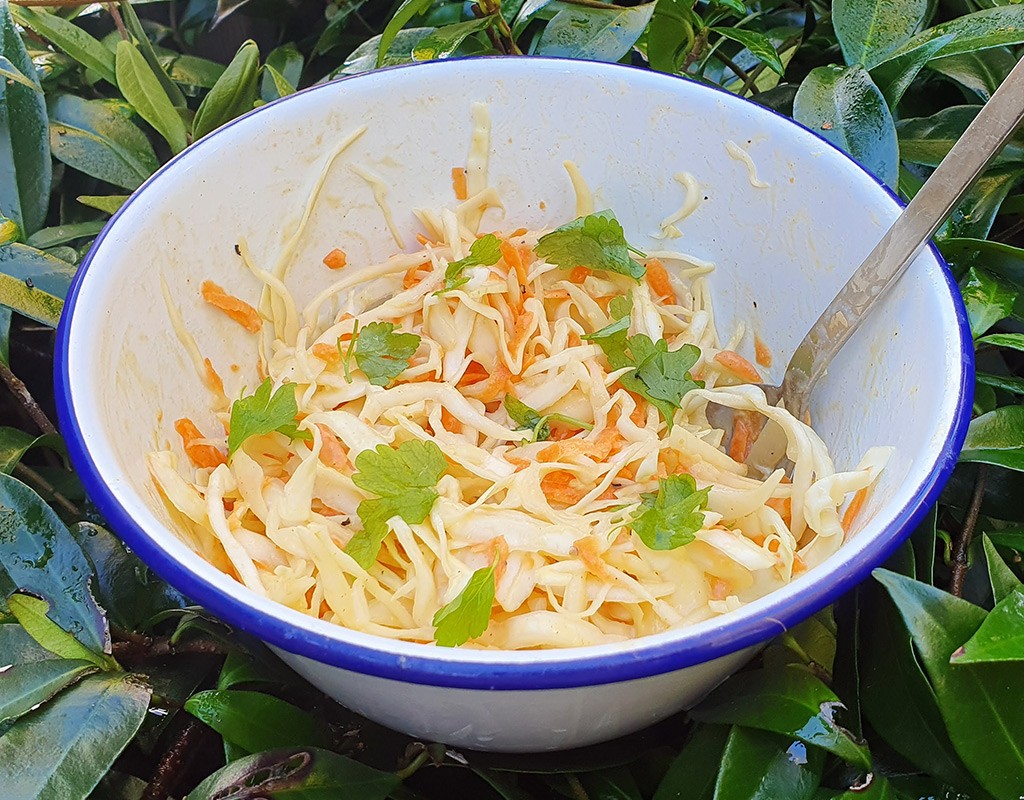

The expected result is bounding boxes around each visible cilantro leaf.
[535,211,645,280]
[228,378,309,456]
[433,565,496,647]
[629,474,710,550]
[354,322,420,387]
[440,234,502,293]
[609,294,632,320]
[504,394,551,442]
[584,323,703,430]
[345,441,448,568]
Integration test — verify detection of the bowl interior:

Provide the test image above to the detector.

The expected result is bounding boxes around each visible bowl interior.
[58,57,969,685]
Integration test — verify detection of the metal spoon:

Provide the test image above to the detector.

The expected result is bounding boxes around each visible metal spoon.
[709,54,1024,476]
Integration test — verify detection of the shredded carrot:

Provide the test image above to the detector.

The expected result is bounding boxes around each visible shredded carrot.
[470,536,509,582]
[793,555,808,575]
[728,411,759,463]
[403,261,430,289]
[754,335,773,368]
[323,248,347,270]
[568,266,591,284]
[505,455,531,471]
[203,358,225,399]
[842,486,870,531]
[645,258,676,304]
[539,428,622,463]
[415,233,431,246]
[509,227,528,238]
[464,361,512,403]
[452,167,468,200]
[457,361,490,387]
[312,343,340,364]
[201,281,261,333]
[541,470,586,505]
[441,407,462,435]
[630,398,648,426]
[766,496,792,525]
[315,424,349,472]
[501,240,531,294]
[174,418,226,469]
[573,535,612,579]
[714,350,761,383]
[710,577,731,601]
[510,312,535,358]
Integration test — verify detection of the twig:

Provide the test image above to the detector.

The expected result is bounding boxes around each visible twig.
[737,31,803,97]
[107,2,128,39]
[0,360,58,436]
[112,634,232,663]
[13,463,79,516]
[141,718,205,800]
[10,0,102,6]
[950,463,987,597]
[566,775,590,800]
[714,51,751,84]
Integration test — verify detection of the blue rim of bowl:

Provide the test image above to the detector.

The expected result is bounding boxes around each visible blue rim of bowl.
[54,56,974,691]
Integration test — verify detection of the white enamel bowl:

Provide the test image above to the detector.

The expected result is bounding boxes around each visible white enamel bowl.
[56,57,972,752]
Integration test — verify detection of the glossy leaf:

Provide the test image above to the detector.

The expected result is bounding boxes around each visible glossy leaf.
[960,267,1016,338]
[713,727,822,800]
[0,241,77,299]
[26,220,104,249]
[0,474,109,654]
[876,569,1024,799]
[48,94,158,190]
[412,17,494,62]
[954,586,1024,664]
[878,5,1024,65]
[0,623,56,665]
[978,332,1024,353]
[793,65,898,188]
[0,673,150,800]
[763,610,837,677]
[928,47,1017,101]
[377,0,434,67]
[961,405,1024,471]
[0,0,51,236]
[832,0,928,68]
[192,41,259,140]
[0,54,38,93]
[652,724,730,800]
[536,3,655,62]
[261,44,302,102]
[982,535,1021,604]
[580,766,643,800]
[188,746,400,800]
[645,0,695,74]
[216,647,294,690]
[869,34,953,107]
[0,427,64,474]
[512,0,559,37]
[117,1,186,108]
[115,40,187,155]
[0,272,62,326]
[7,594,115,670]
[336,28,436,76]
[712,28,784,75]
[11,7,116,86]
[0,659,95,725]
[942,167,1022,241]
[77,195,129,214]
[898,106,1024,168]
[689,665,871,770]
[184,690,330,752]
[160,54,225,90]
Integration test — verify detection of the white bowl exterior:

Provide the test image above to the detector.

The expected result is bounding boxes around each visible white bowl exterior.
[60,59,968,750]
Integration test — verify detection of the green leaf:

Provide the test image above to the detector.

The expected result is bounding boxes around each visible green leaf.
[346,440,447,568]
[0,241,76,300]
[0,622,56,665]
[0,474,109,654]
[977,332,1024,352]
[441,233,503,292]
[875,569,1024,799]
[869,34,953,107]
[535,2,656,62]
[898,106,1024,168]
[579,767,643,800]
[0,54,41,92]
[690,665,872,770]
[0,672,150,800]
[354,321,421,386]
[160,53,226,91]
[216,646,294,691]
[0,659,96,726]
[7,594,115,670]
[115,40,188,155]
[713,727,823,800]
[335,27,436,76]
[977,371,1024,397]
[77,195,129,214]
[48,95,158,191]
[26,221,104,250]
[378,0,434,67]
[117,0,186,108]
[188,746,400,800]
[877,6,1024,66]
[629,474,709,550]
[653,724,730,800]
[261,64,296,101]
[0,427,64,474]
[942,167,1022,241]
[982,534,1021,604]
[927,47,1017,101]
[537,211,644,279]
[228,378,307,456]
[712,27,785,76]
[412,17,495,62]
[11,7,117,86]
[0,1,51,237]
[646,0,695,74]
[504,393,551,441]
[960,405,1024,471]
[192,40,260,140]
[433,565,496,647]
[763,610,838,677]
[793,65,898,188]
[832,0,928,68]
[261,43,303,102]
[959,267,1016,338]
[184,690,330,752]
[0,272,61,326]
[954,586,1024,664]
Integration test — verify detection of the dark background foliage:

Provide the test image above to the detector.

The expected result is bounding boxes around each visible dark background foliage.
[1,0,1024,797]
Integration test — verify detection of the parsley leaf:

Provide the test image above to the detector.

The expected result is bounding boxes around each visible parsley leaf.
[345,441,448,568]
[354,322,420,387]
[584,322,702,430]
[504,394,551,442]
[440,234,502,293]
[535,211,645,280]
[228,378,310,456]
[629,474,710,550]
[609,294,632,320]
[433,565,496,647]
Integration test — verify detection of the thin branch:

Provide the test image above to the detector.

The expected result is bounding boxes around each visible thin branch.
[714,51,752,84]
[13,463,79,516]
[141,719,205,800]
[10,0,102,6]
[107,2,128,39]
[0,360,57,435]
[950,463,987,597]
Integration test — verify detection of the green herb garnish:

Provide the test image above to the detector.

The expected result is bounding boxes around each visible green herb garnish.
[439,234,502,293]
[432,565,496,647]
[227,378,310,456]
[535,211,645,280]
[352,321,420,387]
[629,474,710,551]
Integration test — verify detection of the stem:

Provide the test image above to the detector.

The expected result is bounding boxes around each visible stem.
[714,51,751,84]
[13,463,79,517]
[395,749,431,781]
[566,775,590,800]
[950,463,987,597]
[682,28,709,73]
[10,0,102,5]
[141,719,205,800]
[0,360,58,436]
[107,2,129,39]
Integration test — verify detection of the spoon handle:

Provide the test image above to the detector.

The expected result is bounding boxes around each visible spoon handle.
[779,55,1024,418]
